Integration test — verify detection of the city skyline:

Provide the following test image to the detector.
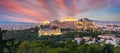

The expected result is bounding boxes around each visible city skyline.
[0,0,120,23]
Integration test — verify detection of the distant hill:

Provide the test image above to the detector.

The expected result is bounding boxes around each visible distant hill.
[79,18,92,22]
[78,18,120,24]
[92,20,120,24]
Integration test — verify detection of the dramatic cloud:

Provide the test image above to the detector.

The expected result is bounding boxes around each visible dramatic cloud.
[0,0,120,23]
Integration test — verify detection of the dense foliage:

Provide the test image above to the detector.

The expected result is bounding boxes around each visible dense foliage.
[0,27,120,53]
[7,39,120,53]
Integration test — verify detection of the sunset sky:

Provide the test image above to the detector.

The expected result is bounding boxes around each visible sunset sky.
[0,0,120,23]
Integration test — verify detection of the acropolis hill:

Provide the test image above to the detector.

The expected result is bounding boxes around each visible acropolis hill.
[38,17,97,36]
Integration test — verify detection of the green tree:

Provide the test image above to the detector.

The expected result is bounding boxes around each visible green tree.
[102,44,114,53]
[114,47,120,53]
